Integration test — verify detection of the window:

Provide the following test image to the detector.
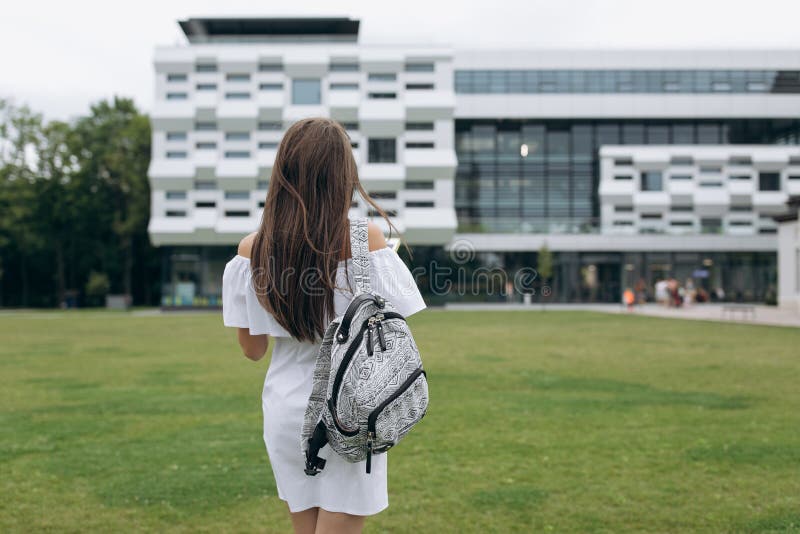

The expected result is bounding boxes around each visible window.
[701,218,722,234]
[225,191,250,200]
[729,174,751,180]
[194,181,216,190]
[759,228,777,234]
[368,92,397,99]
[259,142,279,149]
[225,92,250,100]
[670,174,693,181]
[165,191,186,200]
[167,73,187,82]
[370,192,396,199]
[614,157,633,166]
[728,156,752,165]
[406,83,434,90]
[641,213,663,219]
[614,175,633,181]
[406,181,434,190]
[166,210,186,217]
[196,83,217,91]
[613,220,634,226]
[195,63,217,73]
[329,62,359,72]
[670,156,694,165]
[225,132,250,141]
[614,205,634,212]
[195,142,216,150]
[258,201,265,208]
[259,83,283,91]
[224,151,250,159]
[257,180,268,190]
[350,142,359,149]
[405,63,435,72]
[340,122,359,130]
[406,142,434,149]
[195,122,217,131]
[406,122,434,131]
[406,201,435,208]
[226,73,250,82]
[699,180,724,187]
[670,220,693,226]
[330,83,359,90]
[700,166,722,174]
[729,220,752,226]
[166,132,187,141]
[166,92,187,100]
[368,73,396,82]
[671,205,694,212]
[258,63,282,72]
[225,210,250,217]
[641,171,663,191]
[730,205,752,212]
[166,151,187,159]
[258,121,282,131]
[759,172,780,191]
[368,209,397,217]
[195,201,216,208]
[789,175,800,180]
[292,79,321,105]
[368,139,396,163]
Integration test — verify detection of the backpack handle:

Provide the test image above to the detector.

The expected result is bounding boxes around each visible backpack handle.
[348,217,372,295]
[336,292,385,343]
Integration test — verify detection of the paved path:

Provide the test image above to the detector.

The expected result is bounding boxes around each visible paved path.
[443,302,800,328]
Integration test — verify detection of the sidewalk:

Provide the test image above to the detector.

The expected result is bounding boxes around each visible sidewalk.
[443,302,800,328]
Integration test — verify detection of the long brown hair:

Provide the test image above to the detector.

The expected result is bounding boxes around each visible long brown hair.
[251,117,395,342]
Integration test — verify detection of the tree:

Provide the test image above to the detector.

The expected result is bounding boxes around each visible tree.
[537,243,553,307]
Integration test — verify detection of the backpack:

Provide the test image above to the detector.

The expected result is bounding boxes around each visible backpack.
[301,217,429,475]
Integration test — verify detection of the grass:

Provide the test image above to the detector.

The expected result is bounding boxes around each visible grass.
[1,310,799,533]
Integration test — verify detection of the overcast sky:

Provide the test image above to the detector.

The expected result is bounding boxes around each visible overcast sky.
[2,0,800,121]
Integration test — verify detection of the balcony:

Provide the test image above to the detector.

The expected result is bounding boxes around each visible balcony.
[598,180,636,203]
[402,207,457,244]
[358,101,404,136]
[404,91,455,120]
[405,149,457,180]
[151,100,193,131]
[328,91,360,121]
[359,163,404,190]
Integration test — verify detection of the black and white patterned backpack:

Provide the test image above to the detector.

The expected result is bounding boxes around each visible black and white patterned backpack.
[301,217,429,475]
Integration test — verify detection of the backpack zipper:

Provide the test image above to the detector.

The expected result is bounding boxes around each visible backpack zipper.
[364,367,426,473]
[328,311,405,436]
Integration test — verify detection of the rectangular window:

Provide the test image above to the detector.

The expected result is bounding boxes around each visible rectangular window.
[759,228,778,234]
[641,171,663,191]
[729,174,751,180]
[258,201,265,208]
[728,155,752,165]
[406,83,434,90]
[256,180,268,189]
[614,205,634,212]
[195,142,217,150]
[225,210,250,217]
[226,73,250,82]
[196,83,217,91]
[195,63,217,73]
[670,220,694,226]
[329,62,359,72]
[330,83,359,90]
[369,192,397,199]
[195,121,217,131]
[789,175,800,180]
[258,63,283,72]
[225,132,250,141]
[406,122,434,131]
[368,73,396,82]
[730,205,752,212]
[700,166,722,174]
[729,220,752,226]
[166,151,187,159]
[405,63,435,72]
[195,201,216,208]
[641,213,663,219]
[406,201,435,208]
[670,156,694,165]
[671,205,694,212]
[340,122,359,130]
[224,151,250,159]
[368,209,397,217]
[225,191,250,200]
[614,157,633,166]
[195,180,216,190]
[406,142,435,149]
[701,218,723,234]
[613,175,633,180]
[351,142,359,149]
[368,139,397,163]
[166,210,186,217]
[368,92,397,99]
[225,92,250,100]
[259,83,283,91]
[292,79,321,105]
[167,73,187,82]
[759,172,780,191]
[699,181,724,188]
[166,92,188,100]
[613,220,634,226]
[258,142,279,149]
[670,174,693,181]
[406,181,434,190]
[165,191,186,200]
[166,132,187,141]
[258,121,282,131]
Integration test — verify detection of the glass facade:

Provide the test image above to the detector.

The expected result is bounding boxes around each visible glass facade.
[455,119,800,233]
[455,70,800,94]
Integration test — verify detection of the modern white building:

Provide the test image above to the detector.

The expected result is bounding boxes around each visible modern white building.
[148,17,800,306]
[775,196,800,312]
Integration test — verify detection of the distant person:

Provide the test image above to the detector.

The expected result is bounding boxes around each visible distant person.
[684,278,695,306]
[634,277,647,304]
[623,288,635,310]
[222,119,426,534]
[655,279,669,306]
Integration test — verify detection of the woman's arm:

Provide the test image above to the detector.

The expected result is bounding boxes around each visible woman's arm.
[236,232,269,361]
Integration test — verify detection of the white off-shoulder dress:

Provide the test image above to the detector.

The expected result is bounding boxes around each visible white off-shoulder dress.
[222,246,426,515]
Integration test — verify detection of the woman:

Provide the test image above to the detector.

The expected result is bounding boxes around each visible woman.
[222,118,426,534]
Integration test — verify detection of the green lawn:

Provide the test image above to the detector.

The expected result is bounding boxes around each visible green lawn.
[1,311,799,533]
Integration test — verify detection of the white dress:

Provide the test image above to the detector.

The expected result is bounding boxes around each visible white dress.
[222,247,426,515]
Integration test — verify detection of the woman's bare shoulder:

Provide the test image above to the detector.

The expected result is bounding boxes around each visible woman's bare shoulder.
[367,221,387,252]
[237,232,257,258]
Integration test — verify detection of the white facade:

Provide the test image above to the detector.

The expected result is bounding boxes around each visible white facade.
[148,42,457,247]
[776,200,800,311]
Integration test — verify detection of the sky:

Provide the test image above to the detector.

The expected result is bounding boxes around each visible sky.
[2,0,800,122]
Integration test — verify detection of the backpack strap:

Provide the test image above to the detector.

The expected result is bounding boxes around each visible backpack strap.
[349,217,372,295]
